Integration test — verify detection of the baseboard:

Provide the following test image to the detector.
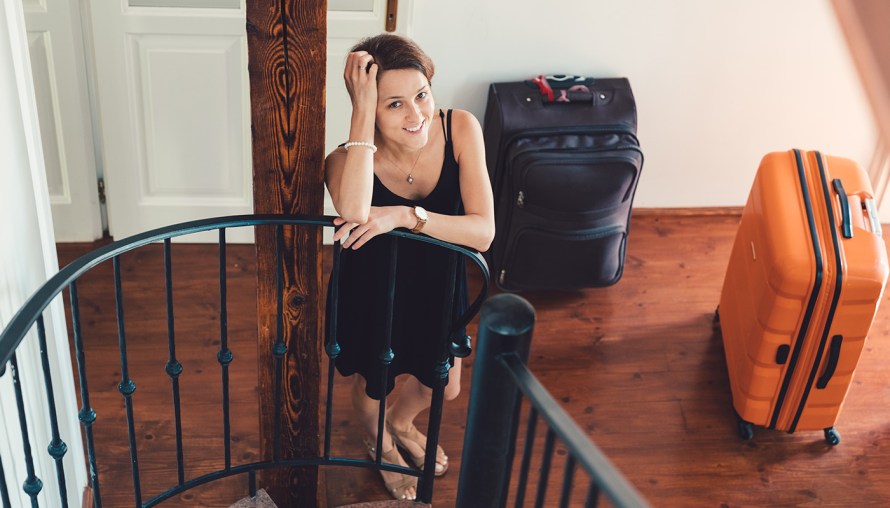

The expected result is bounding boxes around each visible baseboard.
[632,206,743,217]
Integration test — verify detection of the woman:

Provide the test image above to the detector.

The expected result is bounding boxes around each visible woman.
[325,33,495,501]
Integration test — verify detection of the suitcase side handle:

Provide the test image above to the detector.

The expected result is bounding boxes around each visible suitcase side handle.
[816,335,843,389]
[831,179,854,239]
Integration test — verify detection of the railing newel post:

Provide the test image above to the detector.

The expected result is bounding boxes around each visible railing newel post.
[456,294,536,508]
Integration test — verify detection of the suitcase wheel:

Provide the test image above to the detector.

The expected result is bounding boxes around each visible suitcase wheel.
[736,413,754,441]
[824,427,841,446]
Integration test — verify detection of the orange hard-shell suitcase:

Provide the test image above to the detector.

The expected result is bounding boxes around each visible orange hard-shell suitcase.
[718,149,888,444]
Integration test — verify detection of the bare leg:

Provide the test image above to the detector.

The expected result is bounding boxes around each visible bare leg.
[351,375,417,500]
[385,358,462,474]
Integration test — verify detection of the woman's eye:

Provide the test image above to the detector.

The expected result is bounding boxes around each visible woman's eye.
[388,101,401,109]
[417,92,428,100]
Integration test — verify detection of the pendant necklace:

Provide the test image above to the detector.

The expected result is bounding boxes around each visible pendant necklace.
[382,145,424,184]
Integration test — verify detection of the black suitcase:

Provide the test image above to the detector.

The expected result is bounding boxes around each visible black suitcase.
[483,75,643,292]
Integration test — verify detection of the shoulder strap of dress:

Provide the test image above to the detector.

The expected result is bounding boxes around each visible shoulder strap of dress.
[439,109,447,143]
[438,109,454,143]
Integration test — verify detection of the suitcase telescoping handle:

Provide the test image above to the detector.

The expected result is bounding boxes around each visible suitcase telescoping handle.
[816,335,843,389]
[831,179,854,239]
[832,178,883,237]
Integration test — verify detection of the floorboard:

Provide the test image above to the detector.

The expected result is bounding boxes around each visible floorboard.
[53,213,890,507]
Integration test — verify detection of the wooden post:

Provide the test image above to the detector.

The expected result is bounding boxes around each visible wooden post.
[246,1,326,506]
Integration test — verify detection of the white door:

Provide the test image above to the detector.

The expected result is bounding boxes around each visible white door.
[24,0,103,242]
[324,0,413,242]
[89,0,253,243]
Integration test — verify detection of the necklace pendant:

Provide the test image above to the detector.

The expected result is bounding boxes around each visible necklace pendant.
[407,175,414,184]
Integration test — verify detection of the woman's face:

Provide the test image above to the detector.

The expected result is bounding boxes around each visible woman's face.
[375,68,435,149]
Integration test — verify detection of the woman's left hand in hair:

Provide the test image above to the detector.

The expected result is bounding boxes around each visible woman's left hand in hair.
[333,206,409,250]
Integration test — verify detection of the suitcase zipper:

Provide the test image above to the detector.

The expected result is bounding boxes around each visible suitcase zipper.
[498,224,625,290]
[769,149,825,430]
[493,128,641,198]
[513,151,644,215]
[787,152,845,432]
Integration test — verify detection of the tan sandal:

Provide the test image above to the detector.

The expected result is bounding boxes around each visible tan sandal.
[364,439,417,501]
[385,421,449,476]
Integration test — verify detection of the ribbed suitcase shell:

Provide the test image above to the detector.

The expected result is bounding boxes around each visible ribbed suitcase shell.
[719,150,888,436]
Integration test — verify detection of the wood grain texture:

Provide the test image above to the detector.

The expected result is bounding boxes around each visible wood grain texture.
[56,211,890,507]
[246,0,327,505]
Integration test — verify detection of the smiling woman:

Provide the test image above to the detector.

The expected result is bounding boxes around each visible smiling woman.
[323,33,495,501]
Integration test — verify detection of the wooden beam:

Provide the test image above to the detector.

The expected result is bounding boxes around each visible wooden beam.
[246,1,326,506]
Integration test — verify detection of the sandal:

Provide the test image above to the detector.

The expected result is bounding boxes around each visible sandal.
[385,421,449,476]
[364,439,418,501]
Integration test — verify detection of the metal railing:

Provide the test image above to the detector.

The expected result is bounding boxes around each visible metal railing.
[458,294,650,508]
[0,214,489,507]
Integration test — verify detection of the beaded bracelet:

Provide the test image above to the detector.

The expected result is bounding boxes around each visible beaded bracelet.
[342,141,377,153]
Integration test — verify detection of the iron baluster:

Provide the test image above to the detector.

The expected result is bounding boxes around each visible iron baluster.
[35,316,68,507]
[515,407,539,508]
[535,428,557,507]
[417,250,458,504]
[70,282,101,507]
[585,481,600,508]
[162,239,185,486]
[218,229,233,470]
[374,237,399,465]
[323,239,343,459]
[248,470,256,498]
[271,225,288,462]
[113,256,141,506]
[0,450,11,507]
[11,353,43,507]
[559,454,577,508]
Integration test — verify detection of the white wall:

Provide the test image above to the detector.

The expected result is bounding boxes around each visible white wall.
[0,0,87,505]
[409,0,877,210]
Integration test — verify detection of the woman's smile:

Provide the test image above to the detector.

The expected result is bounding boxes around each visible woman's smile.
[404,120,425,134]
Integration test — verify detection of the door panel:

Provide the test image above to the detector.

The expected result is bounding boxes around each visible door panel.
[90,1,252,243]
[24,0,103,242]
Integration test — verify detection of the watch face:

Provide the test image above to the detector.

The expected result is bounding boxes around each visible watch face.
[415,206,428,221]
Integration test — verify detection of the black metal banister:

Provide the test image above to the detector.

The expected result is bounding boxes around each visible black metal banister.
[113,256,142,506]
[162,238,185,487]
[0,214,490,507]
[271,224,287,463]
[70,280,101,506]
[374,237,399,467]
[499,353,647,506]
[0,454,10,507]
[218,228,233,470]
[0,215,487,368]
[36,316,69,507]
[459,293,649,508]
[322,238,342,460]
[11,353,43,507]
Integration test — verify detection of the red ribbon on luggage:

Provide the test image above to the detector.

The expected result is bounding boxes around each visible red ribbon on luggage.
[531,75,554,102]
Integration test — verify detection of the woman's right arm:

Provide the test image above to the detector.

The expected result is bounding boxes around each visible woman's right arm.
[325,51,378,225]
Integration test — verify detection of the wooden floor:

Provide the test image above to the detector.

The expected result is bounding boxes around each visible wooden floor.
[55,212,890,507]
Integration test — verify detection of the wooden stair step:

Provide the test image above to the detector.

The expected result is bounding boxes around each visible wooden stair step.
[228,489,278,508]
[334,502,430,508]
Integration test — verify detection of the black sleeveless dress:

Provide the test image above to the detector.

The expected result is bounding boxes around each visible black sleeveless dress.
[327,109,468,400]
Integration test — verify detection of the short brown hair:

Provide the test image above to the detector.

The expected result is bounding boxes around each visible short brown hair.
[351,34,435,84]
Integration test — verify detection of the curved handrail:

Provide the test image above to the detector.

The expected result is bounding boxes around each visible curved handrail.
[0,213,489,373]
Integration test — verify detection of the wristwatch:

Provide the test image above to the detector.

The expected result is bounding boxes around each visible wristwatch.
[410,206,428,233]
